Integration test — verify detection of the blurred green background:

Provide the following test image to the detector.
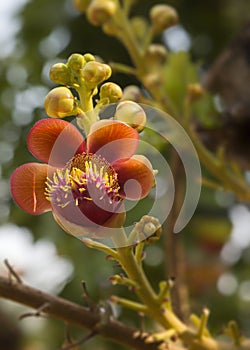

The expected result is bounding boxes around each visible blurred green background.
[0,0,250,349]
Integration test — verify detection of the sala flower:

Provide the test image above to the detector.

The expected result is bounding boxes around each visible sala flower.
[10,118,154,236]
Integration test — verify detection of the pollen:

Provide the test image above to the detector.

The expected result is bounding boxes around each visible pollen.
[45,153,121,209]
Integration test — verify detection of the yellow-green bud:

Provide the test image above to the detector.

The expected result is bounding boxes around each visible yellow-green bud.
[83,53,95,62]
[146,44,168,66]
[150,4,178,33]
[86,0,117,26]
[115,100,146,132]
[187,83,204,101]
[81,61,111,86]
[142,72,163,91]
[122,85,142,102]
[67,53,86,71]
[44,87,75,118]
[73,0,91,12]
[100,82,122,103]
[49,63,70,85]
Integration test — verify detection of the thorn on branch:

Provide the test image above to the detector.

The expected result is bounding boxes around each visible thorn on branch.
[81,280,96,310]
[19,302,50,320]
[4,259,23,284]
[61,330,98,350]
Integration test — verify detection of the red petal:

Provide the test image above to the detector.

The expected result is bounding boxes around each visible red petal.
[28,119,85,167]
[10,163,51,215]
[87,120,138,163]
[113,155,154,200]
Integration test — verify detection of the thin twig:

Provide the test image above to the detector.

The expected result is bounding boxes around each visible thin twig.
[4,259,23,283]
[0,275,167,350]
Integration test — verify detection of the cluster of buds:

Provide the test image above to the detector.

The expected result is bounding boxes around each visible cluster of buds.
[44,53,123,120]
[49,53,111,89]
[73,0,117,26]
[132,215,162,244]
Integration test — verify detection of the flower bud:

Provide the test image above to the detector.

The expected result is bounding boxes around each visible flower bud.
[83,53,95,62]
[73,0,91,12]
[81,61,112,86]
[122,85,142,102]
[146,44,168,67]
[133,215,162,243]
[49,63,71,85]
[44,87,75,118]
[86,0,117,26]
[115,101,146,132]
[67,53,86,71]
[187,83,204,101]
[100,82,123,103]
[150,5,178,33]
[142,73,163,91]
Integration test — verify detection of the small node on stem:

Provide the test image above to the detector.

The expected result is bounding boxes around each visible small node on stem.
[224,320,243,346]
[150,4,179,34]
[86,0,117,26]
[110,295,147,313]
[197,308,210,339]
[44,87,75,118]
[109,274,138,289]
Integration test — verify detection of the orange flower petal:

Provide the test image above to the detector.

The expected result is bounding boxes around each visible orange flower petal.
[87,120,138,163]
[10,163,51,215]
[28,119,85,167]
[113,155,154,200]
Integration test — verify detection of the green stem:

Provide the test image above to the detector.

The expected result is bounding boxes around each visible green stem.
[189,128,250,201]
[112,6,144,74]
[112,229,225,350]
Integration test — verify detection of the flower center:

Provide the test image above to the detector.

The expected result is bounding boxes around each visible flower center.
[45,153,121,210]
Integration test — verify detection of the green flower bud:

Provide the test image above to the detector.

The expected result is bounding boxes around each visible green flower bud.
[73,0,91,13]
[115,100,146,132]
[44,87,75,118]
[49,63,70,85]
[81,61,112,86]
[100,82,123,103]
[150,4,178,33]
[86,0,117,26]
[67,53,86,71]
[146,44,168,66]
[83,53,95,62]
